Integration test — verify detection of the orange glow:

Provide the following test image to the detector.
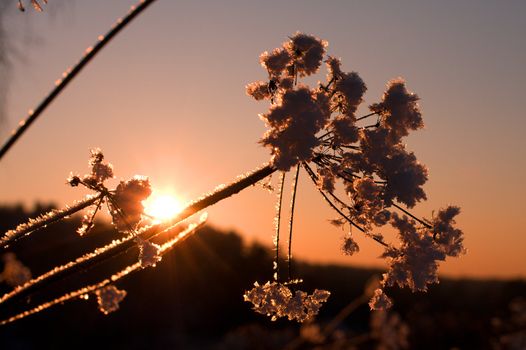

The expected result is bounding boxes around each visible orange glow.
[143,190,184,222]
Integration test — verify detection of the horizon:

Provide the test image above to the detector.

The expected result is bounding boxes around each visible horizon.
[1,0,525,280]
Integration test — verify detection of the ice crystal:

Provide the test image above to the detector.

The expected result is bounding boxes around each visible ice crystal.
[370,78,423,141]
[76,148,114,188]
[341,235,360,256]
[284,32,327,77]
[95,285,127,314]
[137,238,161,268]
[244,281,330,322]
[369,288,393,311]
[377,208,464,299]
[259,86,329,170]
[0,194,101,247]
[348,177,391,230]
[0,217,207,325]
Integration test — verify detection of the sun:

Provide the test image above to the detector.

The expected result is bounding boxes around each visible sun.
[143,190,184,222]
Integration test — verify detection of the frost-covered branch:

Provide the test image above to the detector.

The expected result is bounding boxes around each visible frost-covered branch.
[0,161,277,308]
[0,0,158,161]
[0,218,206,326]
[0,193,103,248]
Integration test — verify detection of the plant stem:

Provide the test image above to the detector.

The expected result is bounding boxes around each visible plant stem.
[0,193,104,248]
[356,111,377,121]
[274,172,286,281]
[0,163,277,306]
[0,0,158,161]
[0,219,206,326]
[287,165,300,281]
[391,202,432,228]
[302,162,388,248]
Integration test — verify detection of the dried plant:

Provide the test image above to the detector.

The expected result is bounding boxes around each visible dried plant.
[0,2,465,327]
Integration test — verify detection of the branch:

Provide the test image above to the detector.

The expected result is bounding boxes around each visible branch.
[0,218,206,326]
[0,163,277,306]
[302,162,388,248]
[0,193,104,248]
[0,0,158,161]
[287,165,300,280]
[273,172,286,281]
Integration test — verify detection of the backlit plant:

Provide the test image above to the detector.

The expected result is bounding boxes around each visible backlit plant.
[0,1,464,325]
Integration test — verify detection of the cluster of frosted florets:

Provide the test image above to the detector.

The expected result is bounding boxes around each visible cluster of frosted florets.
[341,234,360,256]
[109,176,151,232]
[248,33,465,313]
[370,206,464,307]
[68,150,152,235]
[68,148,114,189]
[67,151,160,271]
[136,238,161,268]
[94,285,127,315]
[244,281,330,322]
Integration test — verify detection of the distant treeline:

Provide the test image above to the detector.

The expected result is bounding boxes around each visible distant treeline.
[0,203,524,349]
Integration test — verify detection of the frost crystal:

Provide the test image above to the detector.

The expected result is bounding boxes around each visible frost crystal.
[260,48,292,78]
[244,281,330,322]
[432,206,465,257]
[79,148,114,188]
[341,235,360,256]
[246,81,272,101]
[370,78,423,141]
[284,33,327,77]
[380,209,464,294]
[348,177,391,230]
[137,239,161,268]
[369,288,393,310]
[95,285,127,315]
[260,86,329,170]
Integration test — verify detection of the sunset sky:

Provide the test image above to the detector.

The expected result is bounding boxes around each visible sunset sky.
[0,0,525,279]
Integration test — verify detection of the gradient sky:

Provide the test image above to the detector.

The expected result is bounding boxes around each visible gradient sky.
[0,0,525,279]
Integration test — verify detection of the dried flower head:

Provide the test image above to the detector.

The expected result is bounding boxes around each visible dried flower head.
[370,78,423,141]
[369,288,393,311]
[110,176,152,232]
[244,281,330,322]
[94,285,127,315]
[137,238,161,268]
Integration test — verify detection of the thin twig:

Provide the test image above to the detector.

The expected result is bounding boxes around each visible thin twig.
[287,165,300,281]
[0,218,206,326]
[0,0,158,161]
[391,202,432,229]
[0,193,104,248]
[356,111,377,121]
[0,163,277,306]
[274,172,286,281]
[302,162,388,248]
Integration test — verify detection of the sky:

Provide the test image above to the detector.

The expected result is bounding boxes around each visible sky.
[0,0,525,279]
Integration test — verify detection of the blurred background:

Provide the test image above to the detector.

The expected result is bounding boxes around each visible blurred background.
[0,0,525,348]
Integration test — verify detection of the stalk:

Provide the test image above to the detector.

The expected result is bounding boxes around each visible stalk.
[0,0,158,161]
[0,193,103,248]
[0,163,277,306]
